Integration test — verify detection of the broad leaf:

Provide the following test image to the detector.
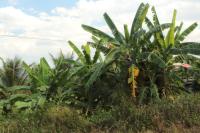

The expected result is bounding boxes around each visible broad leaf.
[176,23,198,43]
[165,9,177,46]
[68,41,85,63]
[82,24,115,42]
[104,13,126,44]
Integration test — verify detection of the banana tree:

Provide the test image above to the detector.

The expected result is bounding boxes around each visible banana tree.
[68,41,102,66]
[23,57,73,100]
[146,6,199,55]
[140,7,200,99]
[47,52,80,100]
[68,41,122,111]
[82,3,172,98]
[0,85,46,115]
[81,3,200,103]
[23,58,53,88]
[68,41,103,90]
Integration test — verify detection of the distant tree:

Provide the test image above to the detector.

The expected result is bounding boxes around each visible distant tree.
[0,57,28,87]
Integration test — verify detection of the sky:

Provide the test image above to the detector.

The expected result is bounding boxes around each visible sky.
[0,0,200,63]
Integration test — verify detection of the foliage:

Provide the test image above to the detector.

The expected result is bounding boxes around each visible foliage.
[0,3,200,132]
[0,57,28,87]
[82,3,199,104]
[1,94,200,132]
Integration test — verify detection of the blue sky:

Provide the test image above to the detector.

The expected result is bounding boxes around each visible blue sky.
[0,0,76,12]
[0,0,199,63]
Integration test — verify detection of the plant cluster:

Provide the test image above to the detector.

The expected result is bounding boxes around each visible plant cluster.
[0,3,200,131]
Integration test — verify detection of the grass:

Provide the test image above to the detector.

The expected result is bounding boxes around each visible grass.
[0,93,200,133]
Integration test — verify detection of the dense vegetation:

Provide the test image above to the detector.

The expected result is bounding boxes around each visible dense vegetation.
[1,3,200,133]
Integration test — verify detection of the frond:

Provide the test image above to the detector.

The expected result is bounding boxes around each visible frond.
[145,17,154,29]
[165,9,177,46]
[93,50,100,64]
[88,42,110,55]
[85,63,104,89]
[176,23,198,43]
[82,24,115,42]
[68,41,85,64]
[148,52,166,68]
[124,24,130,43]
[151,7,165,46]
[131,3,149,36]
[175,22,183,40]
[131,3,145,34]
[103,13,126,44]
[82,44,92,65]
[145,23,171,38]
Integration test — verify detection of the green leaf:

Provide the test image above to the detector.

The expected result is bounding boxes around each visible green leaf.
[151,7,165,46]
[0,100,7,109]
[131,3,145,32]
[131,3,149,35]
[8,85,31,92]
[9,94,29,104]
[14,101,32,110]
[23,62,47,86]
[99,53,103,63]
[145,17,154,29]
[68,41,85,64]
[104,48,120,65]
[82,44,91,55]
[37,97,46,108]
[0,88,6,98]
[181,43,200,55]
[150,83,160,101]
[88,41,110,54]
[165,9,177,46]
[85,48,119,89]
[145,23,171,38]
[176,23,198,42]
[85,63,104,89]
[170,48,200,55]
[180,42,200,46]
[39,58,53,83]
[93,50,100,64]
[68,66,86,79]
[124,24,130,43]
[37,86,49,92]
[151,6,161,26]
[175,22,183,40]
[82,44,92,65]
[138,87,148,105]
[91,36,99,43]
[137,4,149,29]
[82,24,115,42]
[134,28,146,38]
[148,52,166,68]
[104,13,126,44]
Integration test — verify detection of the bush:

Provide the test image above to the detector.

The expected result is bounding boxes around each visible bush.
[89,109,115,128]
[1,94,200,132]
[42,105,90,132]
[0,105,91,133]
[87,93,200,132]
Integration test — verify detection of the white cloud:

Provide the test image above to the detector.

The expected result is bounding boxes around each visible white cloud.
[0,0,199,63]
[6,0,17,5]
